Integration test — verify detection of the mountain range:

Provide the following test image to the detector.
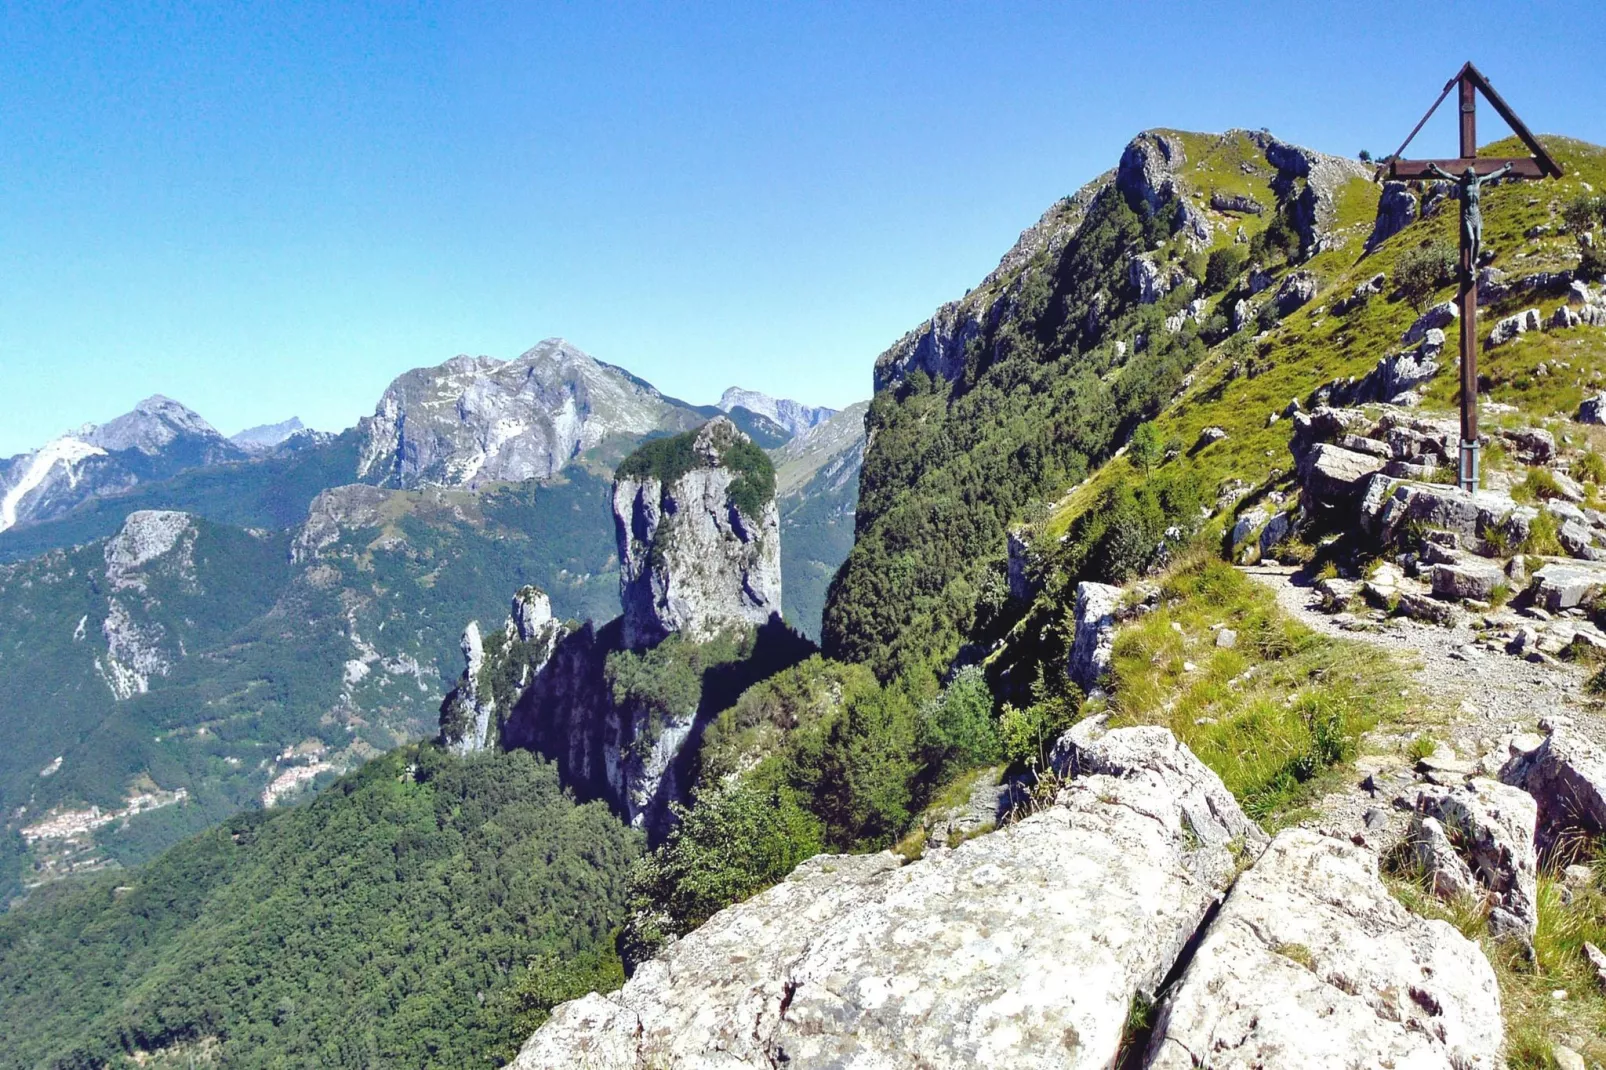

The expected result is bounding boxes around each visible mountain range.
[0,340,863,888]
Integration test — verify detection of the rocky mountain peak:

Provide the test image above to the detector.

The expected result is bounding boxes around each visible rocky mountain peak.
[0,395,246,535]
[230,417,306,454]
[716,387,835,438]
[872,127,1374,394]
[355,338,698,489]
[86,395,231,456]
[613,417,782,648]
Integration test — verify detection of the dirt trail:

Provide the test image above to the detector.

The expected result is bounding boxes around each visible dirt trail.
[1241,563,1603,845]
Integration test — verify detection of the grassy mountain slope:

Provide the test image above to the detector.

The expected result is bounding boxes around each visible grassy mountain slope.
[822,128,1351,682]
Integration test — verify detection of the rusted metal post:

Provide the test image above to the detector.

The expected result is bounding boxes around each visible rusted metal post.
[1457,74,1480,492]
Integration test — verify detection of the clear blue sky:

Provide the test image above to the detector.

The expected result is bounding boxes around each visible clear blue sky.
[2,1,1601,456]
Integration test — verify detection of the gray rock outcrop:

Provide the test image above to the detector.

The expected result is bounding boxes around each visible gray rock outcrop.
[1274,270,1318,315]
[614,418,783,648]
[1067,581,1123,691]
[1404,300,1459,344]
[1368,180,1418,250]
[1411,779,1540,941]
[516,725,1258,1069]
[1499,725,1606,856]
[1145,829,1504,1069]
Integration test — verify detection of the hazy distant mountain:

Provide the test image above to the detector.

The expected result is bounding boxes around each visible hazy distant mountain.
[0,396,247,534]
[770,400,868,637]
[718,386,835,438]
[231,417,306,454]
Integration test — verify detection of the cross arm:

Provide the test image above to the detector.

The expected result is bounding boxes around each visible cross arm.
[1388,157,1547,180]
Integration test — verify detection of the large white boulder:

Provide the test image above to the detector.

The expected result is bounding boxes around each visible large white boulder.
[515,727,1257,1070]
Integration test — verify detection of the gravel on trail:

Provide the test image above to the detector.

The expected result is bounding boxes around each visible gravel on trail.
[1240,563,1603,848]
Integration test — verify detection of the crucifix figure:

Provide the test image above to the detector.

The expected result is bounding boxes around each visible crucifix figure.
[1381,62,1561,492]
[1425,161,1513,270]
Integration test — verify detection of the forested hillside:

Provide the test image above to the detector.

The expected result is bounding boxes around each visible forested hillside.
[0,746,638,1069]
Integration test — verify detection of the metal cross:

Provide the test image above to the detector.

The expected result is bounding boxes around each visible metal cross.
[1381,62,1561,492]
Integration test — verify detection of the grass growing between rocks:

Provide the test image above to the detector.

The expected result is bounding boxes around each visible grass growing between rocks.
[1106,554,1410,822]
[1391,859,1606,1068]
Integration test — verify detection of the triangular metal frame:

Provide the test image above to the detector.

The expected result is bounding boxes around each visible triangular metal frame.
[1379,61,1561,180]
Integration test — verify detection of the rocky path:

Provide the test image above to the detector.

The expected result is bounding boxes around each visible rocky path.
[1241,562,1603,847]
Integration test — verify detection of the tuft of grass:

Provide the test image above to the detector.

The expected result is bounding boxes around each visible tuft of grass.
[1271,940,1316,970]
[1405,734,1440,763]
[1586,666,1606,697]
[1574,450,1606,486]
[1108,556,1407,821]
[1524,512,1565,557]
[1513,468,1566,504]
[1114,991,1157,1069]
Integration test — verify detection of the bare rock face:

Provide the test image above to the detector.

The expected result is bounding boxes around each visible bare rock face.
[1368,180,1419,250]
[438,587,567,756]
[1067,581,1123,692]
[614,418,782,649]
[1411,779,1539,942]
[355,338,695,488]
[515,725,1257,1070]
[95,510,200,699]
[103,510,196,592]
[291,484,393,563]
[1145,829,1505,1070]
[1252,133,1372,254]
[1500,725,1606,856]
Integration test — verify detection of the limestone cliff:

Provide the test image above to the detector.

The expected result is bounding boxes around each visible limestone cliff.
[437,418,790,837]
[614,417,782,648]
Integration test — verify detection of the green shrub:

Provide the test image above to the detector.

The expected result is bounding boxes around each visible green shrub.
[916,666,1000,784]
[1582,242,1606,286]
[1394,241,1457,310]
[805,682,921,848]
[625,772,824,948]
[1249,210,1300,265]
[1562,194,1606,235]
[1203,246,1249,294]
